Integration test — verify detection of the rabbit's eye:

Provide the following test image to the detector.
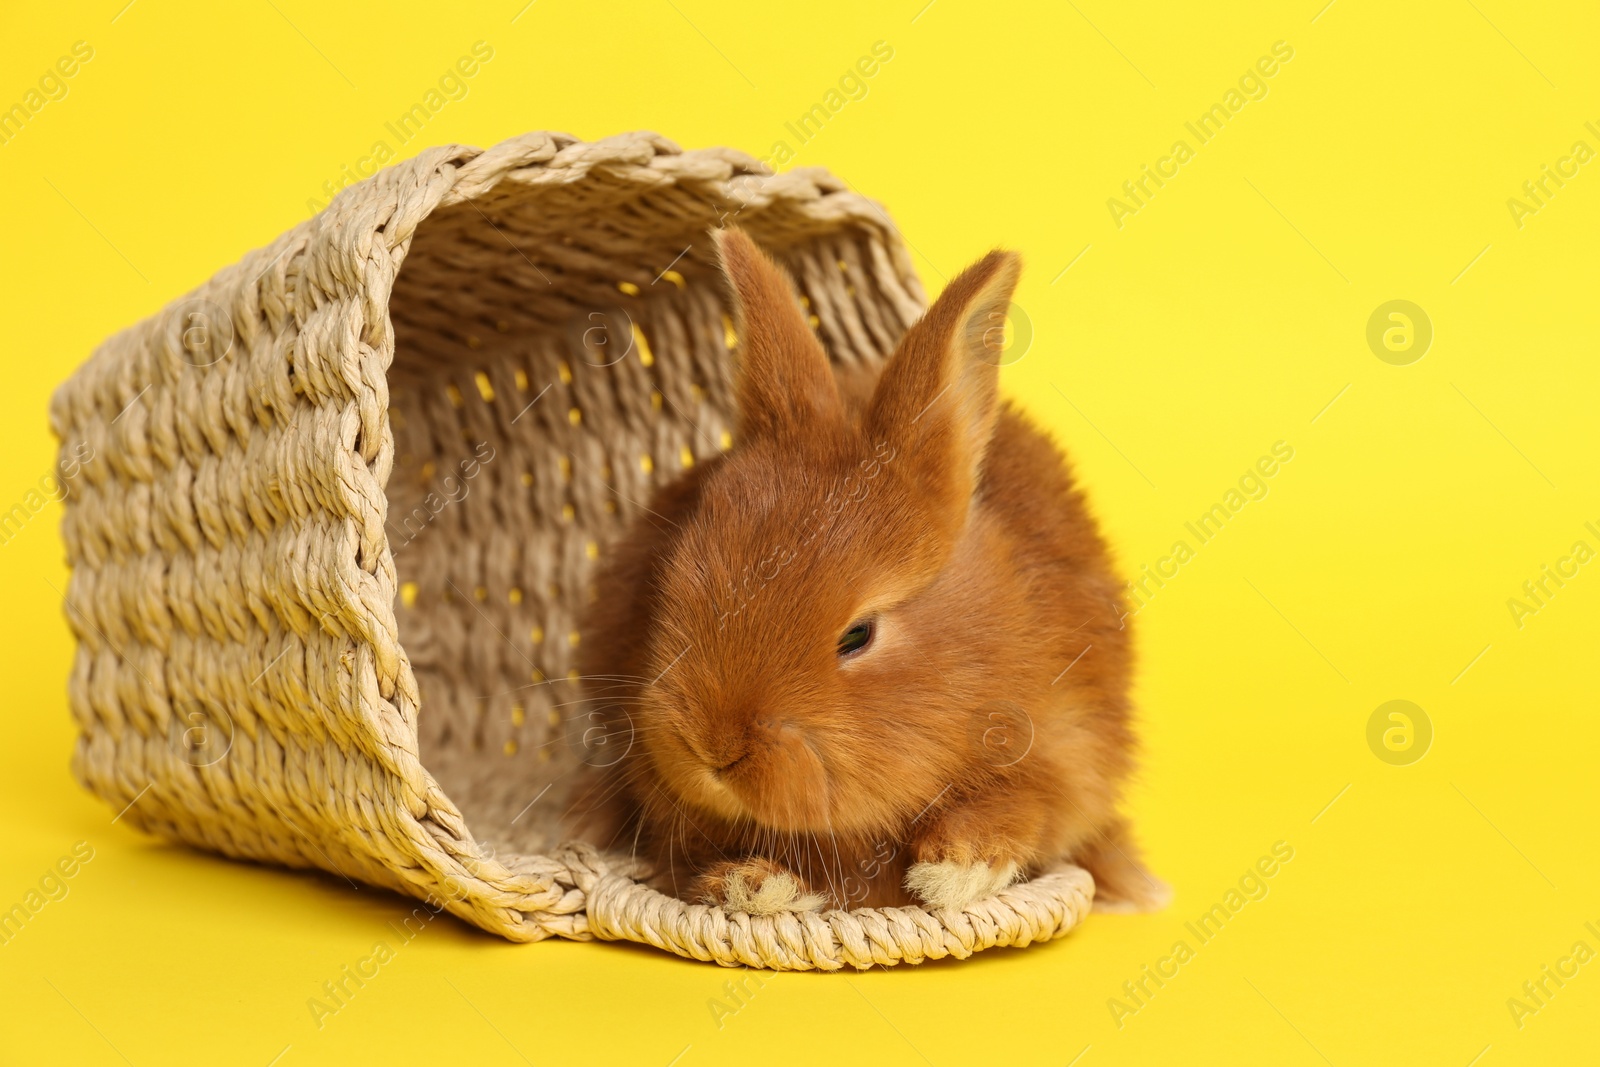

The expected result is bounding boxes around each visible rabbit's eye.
[837,618,875,658]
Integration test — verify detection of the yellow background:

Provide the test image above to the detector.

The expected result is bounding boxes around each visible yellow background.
[3,1,1597,1063]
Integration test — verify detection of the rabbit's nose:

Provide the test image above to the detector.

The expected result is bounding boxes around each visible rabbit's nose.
[703,730,749,774]
[707,714,784,773]
[712,751,748,775]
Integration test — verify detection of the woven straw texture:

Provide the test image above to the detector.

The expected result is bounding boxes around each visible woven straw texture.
[49,130,1094,969]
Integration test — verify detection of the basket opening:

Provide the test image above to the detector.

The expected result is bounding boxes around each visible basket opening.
[383,175,913,862]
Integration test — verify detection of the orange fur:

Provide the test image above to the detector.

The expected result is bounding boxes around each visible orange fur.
[568,228,1162,912]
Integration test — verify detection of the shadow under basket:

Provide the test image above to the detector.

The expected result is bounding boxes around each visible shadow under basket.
[49,130,1093,970]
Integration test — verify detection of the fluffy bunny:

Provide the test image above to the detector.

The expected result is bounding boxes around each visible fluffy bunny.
[568,228,1165,915]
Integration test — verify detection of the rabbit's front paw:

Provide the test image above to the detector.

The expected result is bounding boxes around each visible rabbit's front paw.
[692,858,825,914]
[905,859,1022,911]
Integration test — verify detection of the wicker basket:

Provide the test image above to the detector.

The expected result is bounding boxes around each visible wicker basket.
[49,131,1093,969]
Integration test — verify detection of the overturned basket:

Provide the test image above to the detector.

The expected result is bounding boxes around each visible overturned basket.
[50,130,1093,969]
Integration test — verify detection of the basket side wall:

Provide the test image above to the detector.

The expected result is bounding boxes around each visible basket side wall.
[48,131,928,944]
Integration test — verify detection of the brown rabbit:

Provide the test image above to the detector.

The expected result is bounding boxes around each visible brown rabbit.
[569,228,1166,915]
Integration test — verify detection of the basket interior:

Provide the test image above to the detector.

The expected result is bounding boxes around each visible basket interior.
[383,170,914,863]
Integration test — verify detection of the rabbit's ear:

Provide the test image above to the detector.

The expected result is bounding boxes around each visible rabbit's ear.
[714,228,843,441]
[866,249,1021,517]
